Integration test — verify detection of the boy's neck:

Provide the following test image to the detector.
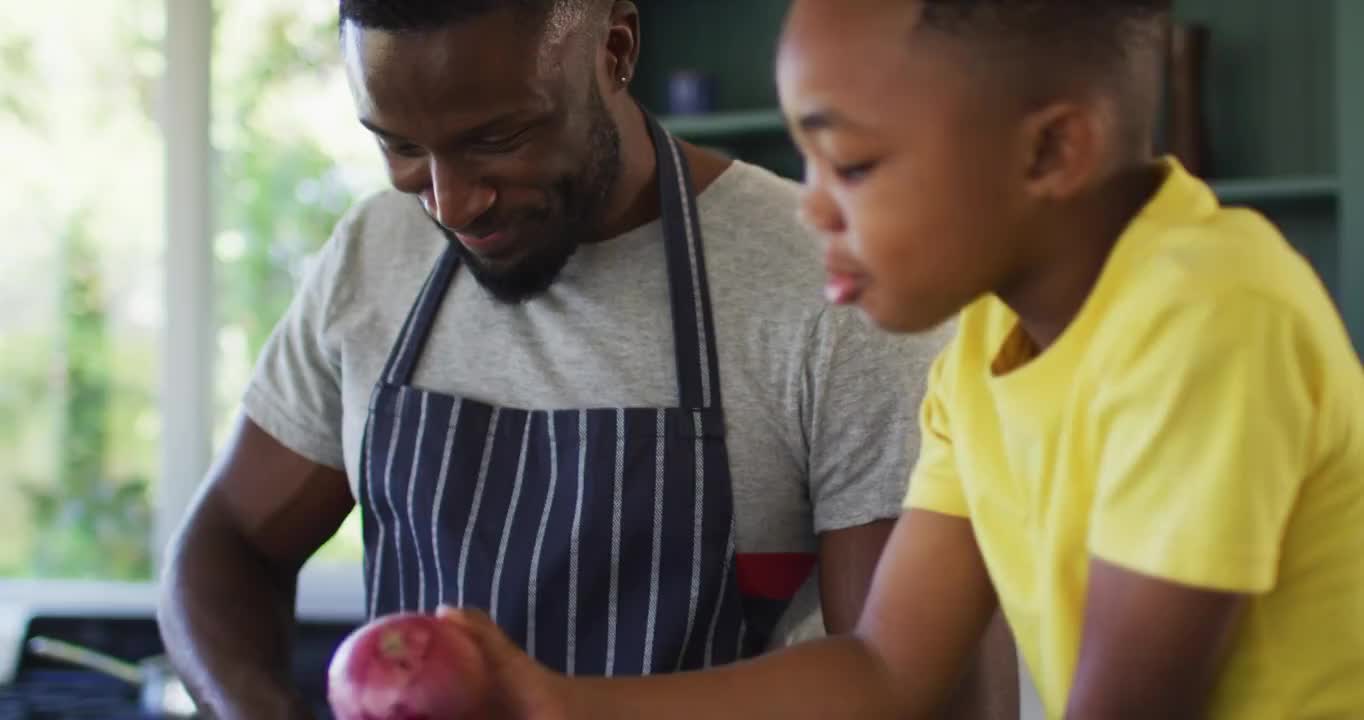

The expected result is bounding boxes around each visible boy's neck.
[997,161,1167,352]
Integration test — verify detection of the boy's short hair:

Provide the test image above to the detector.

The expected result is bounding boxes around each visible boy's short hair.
[919,0,1171,27]
[915,0,1172,149]
[917,0,1171,58]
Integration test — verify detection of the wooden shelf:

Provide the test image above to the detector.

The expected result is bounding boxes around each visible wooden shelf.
[1210,175,1339,205]
[660,109,787,140]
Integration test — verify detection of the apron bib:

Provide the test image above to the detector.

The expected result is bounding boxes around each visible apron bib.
[357,113,781,674]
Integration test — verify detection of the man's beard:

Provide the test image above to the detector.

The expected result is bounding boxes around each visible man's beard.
[434,88,622,304]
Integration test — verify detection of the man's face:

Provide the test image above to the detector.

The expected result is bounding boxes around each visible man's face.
[343,9,621,303]
[777,0,1031,333]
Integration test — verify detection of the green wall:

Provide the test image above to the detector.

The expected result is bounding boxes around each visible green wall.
[1171,0,1346,305]
[635,0,797,176]
[634,0,1360,350]
[1174,0,1337,177]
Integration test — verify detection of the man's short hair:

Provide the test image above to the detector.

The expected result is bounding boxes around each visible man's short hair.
[339,0,566,32]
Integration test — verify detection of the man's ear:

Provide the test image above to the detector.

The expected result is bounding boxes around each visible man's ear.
[603,1,640,90]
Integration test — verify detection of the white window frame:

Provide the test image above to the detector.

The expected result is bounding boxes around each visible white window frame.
[156,0,215,561]
[155,0,362,618]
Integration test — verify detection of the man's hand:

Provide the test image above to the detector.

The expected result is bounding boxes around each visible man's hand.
[158,416,354,719]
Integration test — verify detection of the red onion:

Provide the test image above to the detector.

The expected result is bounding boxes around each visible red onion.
[328,612,488,720]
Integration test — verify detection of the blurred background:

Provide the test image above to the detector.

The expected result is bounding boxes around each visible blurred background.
[0,0,382,583]
[0,0,1359,717]
[3,0,1361,587]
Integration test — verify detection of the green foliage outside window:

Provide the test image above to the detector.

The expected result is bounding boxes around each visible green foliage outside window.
[0,0,378,579]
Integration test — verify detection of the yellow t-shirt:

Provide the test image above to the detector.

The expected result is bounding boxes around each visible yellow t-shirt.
[906,159,1364,719]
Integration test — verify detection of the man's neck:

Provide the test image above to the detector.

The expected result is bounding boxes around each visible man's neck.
[594,100,734,242]
[997,160,1166,352]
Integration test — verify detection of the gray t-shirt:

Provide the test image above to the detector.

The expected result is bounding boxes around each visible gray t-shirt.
[244,160,949,638]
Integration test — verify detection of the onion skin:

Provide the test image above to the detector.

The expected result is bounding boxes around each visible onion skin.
[327,612,488,720]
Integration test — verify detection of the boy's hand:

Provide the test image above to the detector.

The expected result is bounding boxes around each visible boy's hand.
[435,606,572,720]
[432,509,1011,720]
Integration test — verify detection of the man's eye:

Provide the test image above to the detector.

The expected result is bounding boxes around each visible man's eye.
[472,127,533,154]
[383,140,425,158]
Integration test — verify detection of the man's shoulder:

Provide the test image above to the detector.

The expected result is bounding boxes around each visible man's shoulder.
[333,188,436,255]
[696,161,824,303]
[697,160,809,252]
[315,189,443,283]
[703,159,803,205]
[286,188,444,329]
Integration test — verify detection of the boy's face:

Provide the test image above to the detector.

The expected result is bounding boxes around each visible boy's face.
[778,0,1033,333]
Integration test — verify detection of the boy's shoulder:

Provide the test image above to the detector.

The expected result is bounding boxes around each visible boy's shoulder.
[1107,199,1338,355]
[1129,204,1318,313]
[1090,182,1362,407]
[1074,159,1340,354]
[946,162,1347,380]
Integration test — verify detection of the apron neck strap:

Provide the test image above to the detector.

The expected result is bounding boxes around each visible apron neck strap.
[644,110,725,412]
[380,110,726,415]
[380,241,460,386]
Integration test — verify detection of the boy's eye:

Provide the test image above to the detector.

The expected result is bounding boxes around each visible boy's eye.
[833,160,878,183]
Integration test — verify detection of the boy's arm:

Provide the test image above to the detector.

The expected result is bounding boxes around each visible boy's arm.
[450,508,999,720]
[1069,293,1314,718]
[1065,558,1245,719]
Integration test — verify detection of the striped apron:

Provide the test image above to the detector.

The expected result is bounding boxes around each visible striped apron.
[356,113,781,675]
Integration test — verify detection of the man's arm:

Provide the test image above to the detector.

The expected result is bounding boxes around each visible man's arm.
[817,520,895,632]
[1065,559,1244,719]
[157,416,354,720]
[453,508,999,720]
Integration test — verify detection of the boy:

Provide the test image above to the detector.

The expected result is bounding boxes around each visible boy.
[443,0,1364,717]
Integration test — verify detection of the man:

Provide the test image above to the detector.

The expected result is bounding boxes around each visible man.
[157,1,1014,717]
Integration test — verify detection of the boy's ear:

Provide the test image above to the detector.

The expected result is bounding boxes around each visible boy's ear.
[1019,99,1103,201]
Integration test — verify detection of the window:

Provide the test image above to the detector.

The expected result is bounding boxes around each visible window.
[0,0,165,580]
[0,0,383,580]
[212,0,384,565]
